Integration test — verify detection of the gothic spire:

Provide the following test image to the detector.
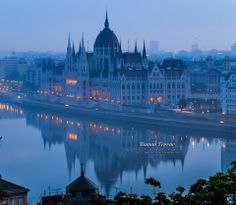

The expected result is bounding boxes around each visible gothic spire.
[104,10,109,28]
[134,40,138,53]
[81,32,85,48]
[67,32,71,49]
[72,41,76,59]
[142,40,147,58]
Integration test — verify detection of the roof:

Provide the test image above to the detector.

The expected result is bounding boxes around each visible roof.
[120,69,148,80]
[122,52,143,64]
[94,28,119,48]
[161,59,186,76]
[66,171,98,194]
[94,13,119,48]
[0,177,29,196]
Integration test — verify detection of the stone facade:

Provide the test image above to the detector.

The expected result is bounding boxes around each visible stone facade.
[37,12,190,109]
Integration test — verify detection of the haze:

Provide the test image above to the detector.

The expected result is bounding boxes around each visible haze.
[0,0,235,52]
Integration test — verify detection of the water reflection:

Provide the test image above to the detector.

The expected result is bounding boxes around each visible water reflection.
[25,110,190,195]
[0,102,235,200]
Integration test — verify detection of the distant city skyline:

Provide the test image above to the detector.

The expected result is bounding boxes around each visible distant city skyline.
[0,0,236,52]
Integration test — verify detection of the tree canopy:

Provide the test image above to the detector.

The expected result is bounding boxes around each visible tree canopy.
[114,162,236,205]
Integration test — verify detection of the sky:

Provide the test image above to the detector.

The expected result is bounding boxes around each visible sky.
[0,0,235,52]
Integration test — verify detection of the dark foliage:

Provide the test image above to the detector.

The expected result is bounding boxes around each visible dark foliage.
[114,163,236,205]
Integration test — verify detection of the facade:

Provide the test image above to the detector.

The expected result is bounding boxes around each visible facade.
[0,176,29,205]
[221,72,236,115]
[0,56,27,80]
[36,12,189,109]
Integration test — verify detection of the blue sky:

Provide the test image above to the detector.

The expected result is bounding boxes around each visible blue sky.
[0,0,235,52]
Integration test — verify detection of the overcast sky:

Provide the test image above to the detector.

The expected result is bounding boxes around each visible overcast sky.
[0,0,235,52]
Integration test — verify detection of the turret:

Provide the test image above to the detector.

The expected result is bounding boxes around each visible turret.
[77,33,89,75]
[72,41,76,61]
[65,33,74,71]
[134,40,138,53]
[142,40,147,59]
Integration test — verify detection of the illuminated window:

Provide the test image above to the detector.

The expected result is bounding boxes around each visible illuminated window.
[66,79,78,85]
[157,96,163,104]
[150,96,154,104]
[67,133,78,140]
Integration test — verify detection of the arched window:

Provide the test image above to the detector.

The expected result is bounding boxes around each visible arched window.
[127,84,130,89]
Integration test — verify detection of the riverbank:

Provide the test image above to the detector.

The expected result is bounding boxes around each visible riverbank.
[1,95,235,136]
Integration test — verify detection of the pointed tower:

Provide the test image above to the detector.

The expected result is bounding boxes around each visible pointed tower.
[67,33,71,51]
[65,33,73,72]
[104,10,109,29]
[134,40,138,53]
[142,40,147,59]
[72,41,76,61]
[77,33,90,100]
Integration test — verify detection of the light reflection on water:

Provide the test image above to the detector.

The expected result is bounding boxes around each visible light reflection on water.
[0,102,235,205]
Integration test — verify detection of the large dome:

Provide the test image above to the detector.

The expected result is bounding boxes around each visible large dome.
[94,12,119,48]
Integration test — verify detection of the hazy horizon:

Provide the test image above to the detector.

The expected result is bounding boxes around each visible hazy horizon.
[0,0,235,52]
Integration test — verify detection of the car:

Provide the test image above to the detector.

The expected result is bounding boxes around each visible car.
[219,120,224,124]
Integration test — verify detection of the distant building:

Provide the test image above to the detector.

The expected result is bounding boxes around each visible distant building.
[0,55,28,80]
[191,43,199,52]
[0,176,29,205]
[148,59,190,107]
[221,72,236,115]
[231,43,236,56]
[149,41,159,54]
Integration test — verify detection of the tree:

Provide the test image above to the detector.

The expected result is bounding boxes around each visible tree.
[145,178,161,188]
[114,162,236,205]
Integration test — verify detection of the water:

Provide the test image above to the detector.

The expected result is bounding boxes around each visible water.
[0,102,235,204]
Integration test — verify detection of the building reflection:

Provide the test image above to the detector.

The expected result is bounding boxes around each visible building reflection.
[221,138,236,173]
[0,102,234,196]
[24,110,191,196]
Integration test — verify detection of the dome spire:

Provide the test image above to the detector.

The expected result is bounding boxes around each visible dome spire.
[104,10,109,28]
